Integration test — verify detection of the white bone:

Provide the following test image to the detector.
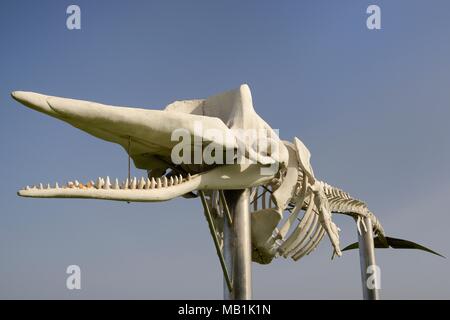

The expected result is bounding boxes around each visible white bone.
[288,210,320,258]
[312,182,342,256]
[357,216,362,235]
[293,137,315,183]
[138,177,145,189]
[130,177,137,189]
[361,218,368,232]
[272,142,300,211]
[293,226,326,261]
[104,176,111,190]
[279,193,316,257]
[278,176,309,240]
[19,175,203,202]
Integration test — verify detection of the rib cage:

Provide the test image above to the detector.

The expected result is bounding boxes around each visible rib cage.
[201,175,384,264]
[277,193,326,261]
[274,174,384,261]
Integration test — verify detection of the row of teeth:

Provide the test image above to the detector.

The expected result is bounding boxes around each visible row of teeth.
[23,174,191,191]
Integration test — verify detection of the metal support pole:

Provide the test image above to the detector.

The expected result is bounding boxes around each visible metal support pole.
[223,208,233,300]
[199,191,233,293]
[358,216,380,300]
[223,189,252,300]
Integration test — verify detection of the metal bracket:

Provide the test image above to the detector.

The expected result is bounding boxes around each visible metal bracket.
[199,190,233,293]
[219,190,233,225]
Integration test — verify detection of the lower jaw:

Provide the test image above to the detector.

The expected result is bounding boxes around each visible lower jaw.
[17,164,276,202]
[18,175,202,202]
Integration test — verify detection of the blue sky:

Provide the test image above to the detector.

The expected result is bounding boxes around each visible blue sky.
[1,0,449,299]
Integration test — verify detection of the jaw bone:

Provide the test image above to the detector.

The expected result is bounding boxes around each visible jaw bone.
[18,174,201,202]
[17,163,274,202]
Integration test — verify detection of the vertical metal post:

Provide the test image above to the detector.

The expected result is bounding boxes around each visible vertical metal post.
[223,211,233,300]
[358,216,380,300]
[223,189,252,300]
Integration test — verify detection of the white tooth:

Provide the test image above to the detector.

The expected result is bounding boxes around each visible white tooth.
[39,183,43,189]
[96,177,103,189]
[179,174,183,183]
[145,178,151,189]
[113,178,120,190]
[74,180,80,187]
[187,173,191,181]
[55,182,59,189]
[123,178,129,189]
[104,176,111,189]
[139,177,145,189]
[47,183,51,189]
[151,178,156,189]
[156,178,162,188]
[162,176,168,187]
[169,176,174,186]
[174,176,179,185]
[130,177,137,189]
[67,181,74,188]
[25,186,30,190]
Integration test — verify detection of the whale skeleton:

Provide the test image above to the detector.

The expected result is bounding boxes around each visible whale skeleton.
[11,84,442,298]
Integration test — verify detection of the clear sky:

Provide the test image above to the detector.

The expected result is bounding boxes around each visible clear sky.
[1,0,449,299]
